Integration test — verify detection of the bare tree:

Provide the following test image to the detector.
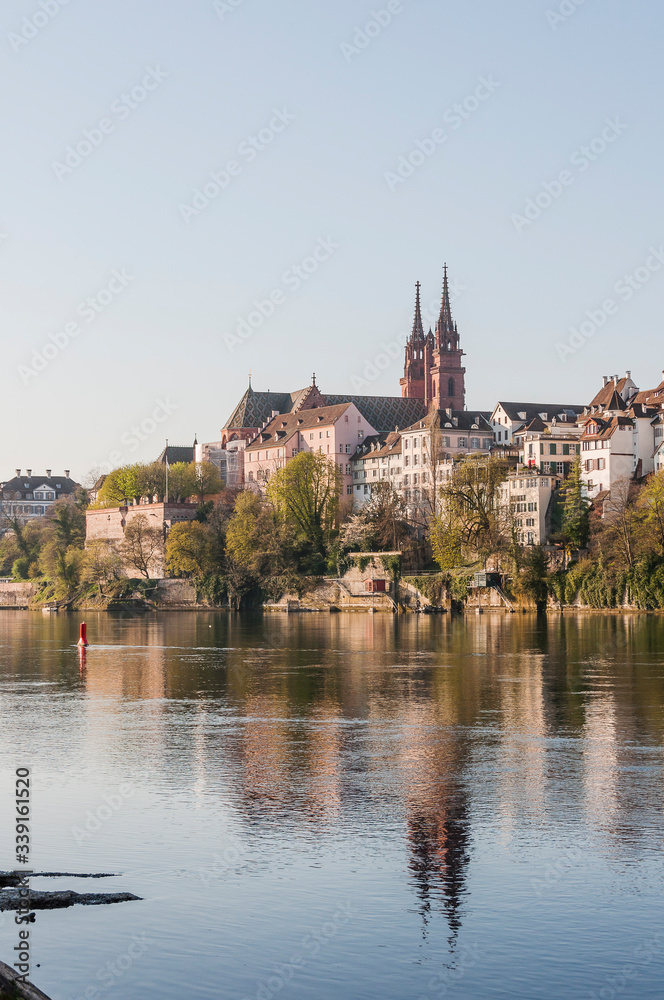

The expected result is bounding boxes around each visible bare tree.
[120,514,164,578]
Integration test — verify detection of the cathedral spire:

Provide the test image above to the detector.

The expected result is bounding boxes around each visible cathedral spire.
[412,281,424,340]
[437,264,454,339]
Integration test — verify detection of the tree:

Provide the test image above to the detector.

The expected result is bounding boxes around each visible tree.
[225,491,298,603]
[81,540,123,594]
[437,456,512,565]
[97,465,142,506]
[559,458,590,555]
[137,462,167,503]
[516,545,550,609]
[267,452,342,555]
[47,497,86,548]
[166,522,213,577]
[430,509,464,571]
[640,471,664,554]
[39,538,82,595]
[120,515,164,578]
[193,462,223,502]
[167,462,197,502]
[341,482,410,552]
[601,478,641,567]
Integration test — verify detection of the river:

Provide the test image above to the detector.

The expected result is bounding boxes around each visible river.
[1,610,663,999]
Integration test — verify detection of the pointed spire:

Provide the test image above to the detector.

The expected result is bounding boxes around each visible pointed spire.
[248,369,252,389]
[312,372,317,386]
[412,281,424,340]
[436,263,457,348]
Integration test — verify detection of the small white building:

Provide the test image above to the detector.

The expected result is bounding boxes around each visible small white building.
[1,470,79,526]
[491,401,584,445]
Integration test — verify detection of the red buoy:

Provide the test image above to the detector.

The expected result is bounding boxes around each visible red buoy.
[78,622,89,647]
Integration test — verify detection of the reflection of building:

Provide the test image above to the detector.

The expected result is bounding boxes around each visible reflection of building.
[407,788,471,940]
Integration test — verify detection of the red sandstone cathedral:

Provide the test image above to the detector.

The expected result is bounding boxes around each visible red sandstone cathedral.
[400,265,466,411]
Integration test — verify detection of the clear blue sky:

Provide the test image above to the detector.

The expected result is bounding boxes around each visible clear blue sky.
[2,0,663,481]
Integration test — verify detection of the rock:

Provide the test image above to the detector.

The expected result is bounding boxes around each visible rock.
[0,959,53,999]
[0,890,141,911]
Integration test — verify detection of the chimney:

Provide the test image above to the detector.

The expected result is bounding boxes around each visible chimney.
[613,376,618,388]
[603,375,608,386]
[626,370,631,379]
[64,470,70,478]
[26,469,31,477]
[46,469,51,477]
[15,469,20,477]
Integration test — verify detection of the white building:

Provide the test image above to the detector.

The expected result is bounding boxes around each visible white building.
[491,401,584,445]
[515,414,583,478]
[1,470,79,526]
[499,471,560,546]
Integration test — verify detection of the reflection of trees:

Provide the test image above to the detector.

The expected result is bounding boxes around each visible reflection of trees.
[407,786,471,943]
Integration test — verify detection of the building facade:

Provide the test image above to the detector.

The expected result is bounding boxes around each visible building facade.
[1,470,79,526]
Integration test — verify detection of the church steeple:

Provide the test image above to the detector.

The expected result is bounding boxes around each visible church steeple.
[412,281,424,340]
[435,263,458,351]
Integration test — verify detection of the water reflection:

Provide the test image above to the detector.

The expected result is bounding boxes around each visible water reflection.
[1,610,664,998]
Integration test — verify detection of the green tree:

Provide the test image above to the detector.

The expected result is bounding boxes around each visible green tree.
[166,522,212,577]
[97,465,142,506]
[81,540,123,594]
[516,545,550,609]
[167,462,197,502]
[193,462,224,502]
[559,458,590,554]
[47,497,86,548]
[137,462,167,503]
[430,510,464,571]
[437,456,512,565]
[639,470,664,554]
[267,452,342,555]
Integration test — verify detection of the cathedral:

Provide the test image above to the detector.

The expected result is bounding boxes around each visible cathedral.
[400,265,466,411]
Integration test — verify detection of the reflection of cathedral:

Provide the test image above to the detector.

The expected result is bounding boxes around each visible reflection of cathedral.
[407,787,471,941]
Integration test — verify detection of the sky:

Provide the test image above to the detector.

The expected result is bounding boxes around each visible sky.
[2,0,664,482]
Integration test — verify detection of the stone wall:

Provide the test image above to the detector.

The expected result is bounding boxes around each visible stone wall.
[0,581,37,607]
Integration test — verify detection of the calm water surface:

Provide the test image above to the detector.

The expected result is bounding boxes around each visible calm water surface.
[1,611,663,1000]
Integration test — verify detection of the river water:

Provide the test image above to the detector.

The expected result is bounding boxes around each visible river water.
[1,610,663,1000]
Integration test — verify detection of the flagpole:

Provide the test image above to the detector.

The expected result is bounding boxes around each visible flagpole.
[165,439,169,504]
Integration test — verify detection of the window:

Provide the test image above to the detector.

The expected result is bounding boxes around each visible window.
[326,431,330,437]
[563,443,570,456]
[340,445,344,453]
[527,502,537,512]
[309,433,314,440]
[319,432,322,439]
[413,474,419,485]
[443,436,450,447]
[346,444,351,453]
[448,377,455,397]
[345,464,351,475]
[526,518,535,527]
[470,437,480,449]
[404,456,409,467]
[363,485,369,494]
[458,437,467,448]
[358,431,364,439]
[413,455,419,466]
[347,485,352,495]
[483,439,492,449]
[404,440,410,449]
[248,471,254,480]
[549,443,557,454]
[403,474,410,486]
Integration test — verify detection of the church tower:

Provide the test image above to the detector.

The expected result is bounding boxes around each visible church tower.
[428,264,466,410]
[400,282,434,401]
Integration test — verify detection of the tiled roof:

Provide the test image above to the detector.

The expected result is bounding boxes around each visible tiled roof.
[632,381,664,409]
[401,409,493,434]
[245,403,354,452]
[581,415,633,441]
[322,394,425,432]
[589,378,630,408]
[352,432,402,462]
[156,446,195,465]
[223,388,296,430]
[1,475,79,496]
[495,402,584,423]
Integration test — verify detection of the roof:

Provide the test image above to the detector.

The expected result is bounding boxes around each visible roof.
[589,377,632,408]
[1,474,79,496]
[401,409,493,434]
[321,394,425,433]
[582,414,633,441]
[223,383,427,435]
[244,403,354,452]
[494,402,584,423]
[156,446,195,465]
[353,432,402,462]
[632,381,664,409]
